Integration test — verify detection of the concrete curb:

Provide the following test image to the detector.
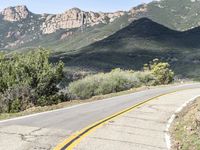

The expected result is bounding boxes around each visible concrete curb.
[165,95,200,150]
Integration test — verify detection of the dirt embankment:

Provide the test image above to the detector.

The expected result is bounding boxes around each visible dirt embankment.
[170,97,200,150]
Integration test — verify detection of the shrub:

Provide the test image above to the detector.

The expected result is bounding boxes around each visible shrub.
[134,71,157,86]
[0,85,34,113]
[68,68,156,99]
[68,75,99,99]
[144,59,174,85]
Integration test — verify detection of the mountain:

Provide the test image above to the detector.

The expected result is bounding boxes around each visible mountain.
[53,18,200,78]
[2,0,200,52]
[2,0,200,78]
[0,5,145,51]
[146,0,200,31]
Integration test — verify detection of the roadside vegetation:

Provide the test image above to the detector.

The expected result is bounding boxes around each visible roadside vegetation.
[170,98,200,150]
[0,49,174,114]
[0,49,66,113]
[69,59,174,99]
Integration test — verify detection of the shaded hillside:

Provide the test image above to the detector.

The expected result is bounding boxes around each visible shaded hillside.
[13,14,132,53]
[54,18,200,78]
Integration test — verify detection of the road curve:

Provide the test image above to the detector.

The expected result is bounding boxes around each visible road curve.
[0,83,200,150]
[74,88,200,150]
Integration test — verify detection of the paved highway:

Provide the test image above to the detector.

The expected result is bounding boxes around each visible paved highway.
[0,83,200,150]
[74,88,200,150]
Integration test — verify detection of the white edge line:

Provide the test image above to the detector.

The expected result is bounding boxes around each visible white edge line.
[0,83,199,124]
[0,100,100,124]
[164,94,200,150]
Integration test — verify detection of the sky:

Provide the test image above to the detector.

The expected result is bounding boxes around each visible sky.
[0,0,153,14]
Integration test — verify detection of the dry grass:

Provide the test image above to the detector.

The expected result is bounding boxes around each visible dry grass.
[170,97,200,150]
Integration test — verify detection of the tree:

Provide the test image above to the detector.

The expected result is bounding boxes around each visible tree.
[0,48,65,113]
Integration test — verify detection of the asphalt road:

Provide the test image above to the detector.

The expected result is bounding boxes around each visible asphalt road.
[1,83,200,150]
[74,87,200,150]
[1,83,200,132]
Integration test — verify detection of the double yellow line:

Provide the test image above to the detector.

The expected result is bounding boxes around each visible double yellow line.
[54,88,195,150]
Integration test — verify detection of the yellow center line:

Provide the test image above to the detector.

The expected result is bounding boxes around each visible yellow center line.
[54,88,198,150]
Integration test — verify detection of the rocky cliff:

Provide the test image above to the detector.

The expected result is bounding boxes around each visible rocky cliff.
[0,4,147,49]
[0,5,147,35]
[41,8,126,34]
[0,5,30,22]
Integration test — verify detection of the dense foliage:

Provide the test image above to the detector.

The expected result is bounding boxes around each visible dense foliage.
[68,69,153,99]
[0,54,174,113]
[0,49,65,113]
[68,59,174,100]
[144,59,174,85]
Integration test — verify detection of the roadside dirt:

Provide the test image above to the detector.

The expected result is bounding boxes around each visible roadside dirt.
[170,97,200,150]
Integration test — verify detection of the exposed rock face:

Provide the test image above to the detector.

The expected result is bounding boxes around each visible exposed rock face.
[1,5,30,21]
[129,4,147,15]
[0,5,147,35]
[127,4,148,22]
[0,5,148,49]
[41,8,126,34]
[107,11,126,22]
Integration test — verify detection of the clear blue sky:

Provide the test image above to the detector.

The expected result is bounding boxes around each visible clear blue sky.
[0,0,153,14]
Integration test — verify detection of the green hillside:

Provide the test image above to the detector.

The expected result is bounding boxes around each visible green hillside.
[3,0,200,53]
[147,0,200,31]
[14,14,131,54]
[54,18,200,79]
[2,0,200,79]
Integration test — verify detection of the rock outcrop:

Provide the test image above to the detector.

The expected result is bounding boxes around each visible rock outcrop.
[1,5,30,21]
[0,5,148,35]
[41,8,126,34]
[129,4,147,16]
[0,4,148,49]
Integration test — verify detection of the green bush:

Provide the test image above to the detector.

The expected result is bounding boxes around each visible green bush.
[0,84,34,113]
[0,48,64,113]
[144,59,174,85]
[134,71,157,86]
[69,59,174,100]
[68,75,99,99]
[68,68,156,99]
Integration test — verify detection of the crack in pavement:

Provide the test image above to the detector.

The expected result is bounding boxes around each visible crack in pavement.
[107,123,165,132]
[0,130,65,139]
[122,115,167,124]
[0,126,68,150]
[108,128,163,138]
[88,136,166,149]
[147,103,180,109]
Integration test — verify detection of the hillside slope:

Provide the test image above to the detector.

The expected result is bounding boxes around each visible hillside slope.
[56,18,200,78]
[147,0,200,31]
[0,5,144,52]
[2,0,200,52]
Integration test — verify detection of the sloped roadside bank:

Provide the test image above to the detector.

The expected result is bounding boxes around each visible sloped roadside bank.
[170,97,200,150]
